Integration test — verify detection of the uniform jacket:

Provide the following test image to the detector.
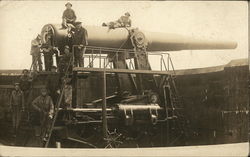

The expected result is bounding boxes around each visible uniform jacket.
[59,53,72,65]
[41,46,54,57]
[73,27,88,46]
[19,75,32,91]
[46,74,61,95]
[10,90,24,109]
[62,8,76,21]
[30,39,41,55]
[32,95,54,117]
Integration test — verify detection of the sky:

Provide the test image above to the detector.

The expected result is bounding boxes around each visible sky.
[0,1,248,70]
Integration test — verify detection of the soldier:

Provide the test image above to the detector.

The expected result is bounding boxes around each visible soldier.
[102,12,131,29]
[62,2,77,28]
[46,66,60,104]
[30,35,43,72]
[32,88,54,142]
[41,44,54,71]
[63,77,72,109]
[10,83,24,136]
[72,21,88,67]
[117,12,131,27]
[61,77,73,123]
[58,45,72,73]
[19,69,33,113]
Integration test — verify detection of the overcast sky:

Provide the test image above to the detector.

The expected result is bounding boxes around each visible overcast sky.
[0,1,248,70]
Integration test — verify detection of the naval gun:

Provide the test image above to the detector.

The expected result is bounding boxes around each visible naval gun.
[39,24,237,148]
[41,24,237,51]
[41,24,237,96]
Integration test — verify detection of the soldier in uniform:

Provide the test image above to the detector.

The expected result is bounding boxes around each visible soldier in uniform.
[30,35,42,72]
[72,21,88,67]
[41,44,56,71]
[46,66,60,105]
[117,12,131,27]
[61,77,73,122]
[102,12,132,29]
[19,69,33,115]
[63,77,72,109]
[32,88,54,142]
[10,83,24,136]
[62,2,77,28]
[58,45,72,73]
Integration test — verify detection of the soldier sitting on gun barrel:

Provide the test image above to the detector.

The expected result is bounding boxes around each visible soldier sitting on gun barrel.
[102,12,132,29]
[62,2,76,29]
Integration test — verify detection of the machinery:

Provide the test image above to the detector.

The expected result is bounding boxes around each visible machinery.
[0,24,247,148]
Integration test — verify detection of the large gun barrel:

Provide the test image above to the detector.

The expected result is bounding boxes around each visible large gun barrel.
[41,24,237,52]
[145,32,237,51]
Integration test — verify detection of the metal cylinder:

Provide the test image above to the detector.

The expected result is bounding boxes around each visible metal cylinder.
[41,24,237,52]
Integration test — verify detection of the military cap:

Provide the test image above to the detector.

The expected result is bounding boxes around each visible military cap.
[65,2,72,7]
[125,12,130,16]
[64,45,70,49]
[40,87,47,92]
[22,69,29,73]
[75,21,82,25]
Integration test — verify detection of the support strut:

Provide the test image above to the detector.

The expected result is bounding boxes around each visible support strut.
[102,71,108,140]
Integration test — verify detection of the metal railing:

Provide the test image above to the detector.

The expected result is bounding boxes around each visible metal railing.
[72,45,176,73]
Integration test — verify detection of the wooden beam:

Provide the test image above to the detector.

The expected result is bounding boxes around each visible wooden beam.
[0,85,46,89]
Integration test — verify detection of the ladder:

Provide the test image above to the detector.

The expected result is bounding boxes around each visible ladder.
[44,54,73,147]
[160,59,191,144]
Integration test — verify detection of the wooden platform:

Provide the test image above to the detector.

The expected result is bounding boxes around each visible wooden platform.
[73,67,172,75]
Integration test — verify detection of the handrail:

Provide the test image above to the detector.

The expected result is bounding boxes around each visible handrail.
[72,45,176,74]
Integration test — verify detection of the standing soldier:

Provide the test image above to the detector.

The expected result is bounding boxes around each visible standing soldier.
[46,66,60,105]
[62,2,77,28]
[19,69,33,115]
[41,44,54,71]
[32,88,54,143]
[72,21,88,67]
[63,77,72,109]
[30,34,43,72]
[10,83,24,136]
[58,45,72,73]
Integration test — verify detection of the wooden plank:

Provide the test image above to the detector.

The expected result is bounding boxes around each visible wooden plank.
[73,67,171,75]
[0,85,46,89]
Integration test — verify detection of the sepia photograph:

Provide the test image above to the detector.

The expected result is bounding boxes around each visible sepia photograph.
[0,1,248,156]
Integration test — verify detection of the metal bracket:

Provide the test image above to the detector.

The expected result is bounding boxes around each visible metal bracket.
[123,107,134,126]
[149,106,158,125]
